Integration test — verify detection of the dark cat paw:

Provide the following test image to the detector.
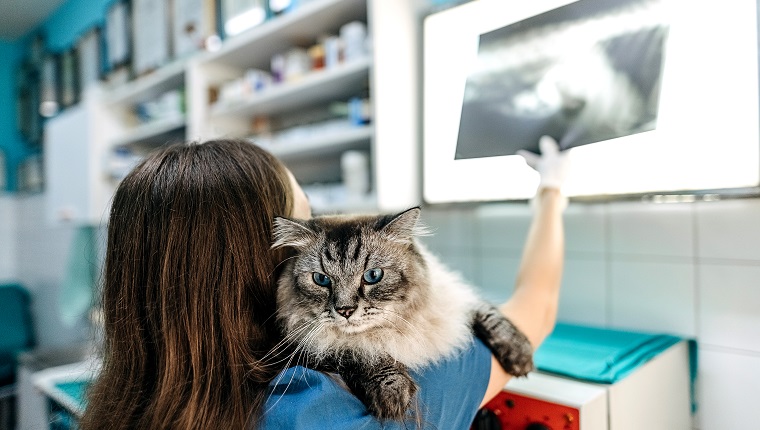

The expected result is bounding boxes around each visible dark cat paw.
[364,371,418,421]
[492,337,535,377]
[472,302,536,377]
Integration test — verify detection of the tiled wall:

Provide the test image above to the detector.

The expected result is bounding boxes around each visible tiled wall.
[0,195,17,281]
[419,198,760,430]
[6,193,759,428]
[12,194,91,348]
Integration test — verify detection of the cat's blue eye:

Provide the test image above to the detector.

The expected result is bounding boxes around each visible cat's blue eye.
[312,272,332,287]
[363,268,384,284]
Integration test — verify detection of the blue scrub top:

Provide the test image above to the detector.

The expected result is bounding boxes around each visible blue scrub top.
[260,337,492,429]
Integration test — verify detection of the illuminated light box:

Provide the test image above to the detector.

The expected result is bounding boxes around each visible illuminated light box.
[423,0,760,203]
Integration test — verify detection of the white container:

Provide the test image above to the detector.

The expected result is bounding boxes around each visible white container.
[283,48,311,81]
[244,68,273,92]
[270,53,286,83]
[322,35,341,69]
[340,21,368,62]
[341,150,370,200]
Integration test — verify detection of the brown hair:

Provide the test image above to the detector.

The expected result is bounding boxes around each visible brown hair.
[81,139,294,429]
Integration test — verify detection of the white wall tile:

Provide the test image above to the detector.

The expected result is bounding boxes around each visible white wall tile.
[0,195,14,226]
[478,253,521,304]
[557,258,607,326]
[16,194,46,233]
[0,195,17,280]
[609,201,694,258]
[564,202,607,255]
[475,203,532,252]
[418,207,451,253]
[14,192,90,348]
[698,264,760,352]
[0,242,15,276]
[451,207,478,249]
[419,206,478,253]
[406,198,757,430]
[610,260,696,337]
[9,186,759,430]
[696,199,760,261]
[695,348,760,430]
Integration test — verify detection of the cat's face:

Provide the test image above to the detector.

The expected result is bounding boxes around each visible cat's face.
[272,208,429,336]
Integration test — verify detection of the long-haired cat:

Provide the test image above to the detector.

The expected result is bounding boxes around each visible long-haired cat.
[270,207,533,422]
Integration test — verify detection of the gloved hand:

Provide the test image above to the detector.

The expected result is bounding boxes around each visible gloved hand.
[517,135,572,210]
[517,135,572,192]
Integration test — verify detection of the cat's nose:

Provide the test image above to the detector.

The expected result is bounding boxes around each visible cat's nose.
[335,305,357,319]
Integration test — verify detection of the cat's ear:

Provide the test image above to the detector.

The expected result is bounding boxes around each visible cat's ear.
[272,217,316,250]
[378,207,430,244]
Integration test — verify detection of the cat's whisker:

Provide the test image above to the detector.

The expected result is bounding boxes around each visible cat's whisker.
[264,371,299,415]
[260,295,325,329]
[264,323,324,368]
[297,321,326,365]
[267,338,309,397]
[378,308,426,340]
[258,340,312,368]
[267,254,300,281]
[278,359,304,405]
[269,211,528,423]
[264,323,326,414]
[260,321,317,362]
[298,366,314,390]
[296,327,320,372]
[259,310,281,328]
[275,322,324,378]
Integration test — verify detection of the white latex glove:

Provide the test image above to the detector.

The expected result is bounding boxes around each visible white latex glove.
[517,135,572,210]
[517,135,572,192]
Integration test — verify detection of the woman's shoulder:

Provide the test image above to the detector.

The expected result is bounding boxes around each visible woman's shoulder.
[410,336,492,427]
[260,337,492,430]
[261,366,377,429]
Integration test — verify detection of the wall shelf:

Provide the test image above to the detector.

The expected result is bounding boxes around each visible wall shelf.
[209,58,371,119]
[103,59,187,107]
[257,124,372,161]
[49,0,423,224]
[199,0,367,69]
[111,115,186,148]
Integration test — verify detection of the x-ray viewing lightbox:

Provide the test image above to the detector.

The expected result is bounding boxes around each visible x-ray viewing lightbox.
[423,0,760,203]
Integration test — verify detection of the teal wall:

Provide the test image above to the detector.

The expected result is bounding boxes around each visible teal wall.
[42,0,114,52]
[0,39,30,192]
[0,0,113,192]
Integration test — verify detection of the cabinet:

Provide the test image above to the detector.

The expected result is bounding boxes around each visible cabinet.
[44,94,120,226]
[47,0,425,225]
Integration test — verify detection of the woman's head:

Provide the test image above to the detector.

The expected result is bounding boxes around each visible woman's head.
[82,139,302,429]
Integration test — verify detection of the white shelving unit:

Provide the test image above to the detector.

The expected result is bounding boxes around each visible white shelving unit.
[209,58,371,119]
[102,59,187,107]
[47,0,425,224]
[93,56,189,158]
[110,114,186,148]
[259,124,374,161]
[196,0,367,69]
[44,95,122,226]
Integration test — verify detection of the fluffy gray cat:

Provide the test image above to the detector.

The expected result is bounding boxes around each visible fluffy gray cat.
[270,207,533,422]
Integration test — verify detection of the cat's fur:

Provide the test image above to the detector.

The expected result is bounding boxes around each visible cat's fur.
[271,207,534,421]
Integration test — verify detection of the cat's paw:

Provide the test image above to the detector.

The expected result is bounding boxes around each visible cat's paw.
[495,339,535,377]
[364,372,418,422]
[472,303,536,378]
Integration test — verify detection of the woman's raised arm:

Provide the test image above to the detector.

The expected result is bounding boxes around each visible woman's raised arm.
[481,136,571,406]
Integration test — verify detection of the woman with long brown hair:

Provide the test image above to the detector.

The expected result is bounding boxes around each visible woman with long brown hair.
[81,137,569,429]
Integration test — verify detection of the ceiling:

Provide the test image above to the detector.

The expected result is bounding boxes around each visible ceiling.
[0,0,66,41]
